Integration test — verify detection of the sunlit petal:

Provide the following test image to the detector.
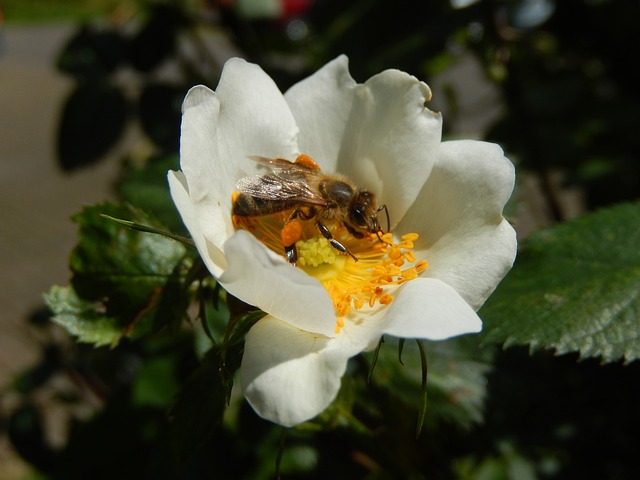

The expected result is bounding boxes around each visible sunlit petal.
[381,278,482,340]
[286,56,442,224]
[398,140,517,310]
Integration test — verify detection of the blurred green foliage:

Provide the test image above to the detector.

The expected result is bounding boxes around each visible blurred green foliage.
[3,0,639,478]
[2,0,125,22]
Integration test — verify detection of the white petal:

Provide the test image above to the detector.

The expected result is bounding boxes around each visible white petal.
[284,55,356,172]
[286,57,442,224]
[240,316,352,426]
[167,171,227,277]
[341,68,442,224]
[178,59,300,258]
[382,278,482,340]
[398,140,517,310]
[179,85,235,253]
[218,231,336,336]
[213,58,300,166]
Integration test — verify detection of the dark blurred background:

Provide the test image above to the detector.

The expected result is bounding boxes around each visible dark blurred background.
[1,0,639,478]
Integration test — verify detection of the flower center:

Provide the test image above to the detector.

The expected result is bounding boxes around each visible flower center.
[233,211,427,334]
[296,237,346,279]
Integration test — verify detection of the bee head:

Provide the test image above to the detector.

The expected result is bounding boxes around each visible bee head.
[349,191,389,235]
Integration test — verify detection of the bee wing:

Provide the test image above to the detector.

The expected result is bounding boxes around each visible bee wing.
[238,155,328,205]
[235,173,328,206]
[248,155,309,171]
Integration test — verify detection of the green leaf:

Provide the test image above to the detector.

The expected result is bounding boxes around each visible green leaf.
[44,285,123,347]
[480,201,640,363]
[49,202,191,346]
[128,5,183,73]
[56,25,126,79]
[57,83,128,171]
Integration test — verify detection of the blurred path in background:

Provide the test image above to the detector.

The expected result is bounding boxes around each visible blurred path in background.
[0,24,123,477]
[0,23,120,390]
[0,23,123,477]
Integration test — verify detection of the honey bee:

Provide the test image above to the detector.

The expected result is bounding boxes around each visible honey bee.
[232,154,389,264]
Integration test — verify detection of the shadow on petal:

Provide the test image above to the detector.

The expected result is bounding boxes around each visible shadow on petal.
[240,316,348,426]
[220,231,336,336]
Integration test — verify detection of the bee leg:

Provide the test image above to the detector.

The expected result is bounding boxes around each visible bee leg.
[315,221,358,262]
[285,244,298,264]
[290,206,315,221]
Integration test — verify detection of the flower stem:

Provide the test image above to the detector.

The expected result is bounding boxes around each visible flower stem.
[415,339,429,439]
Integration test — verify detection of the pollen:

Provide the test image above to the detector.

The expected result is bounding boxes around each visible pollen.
[296,237,337,267]
[294,154,321,170]
[232,208,426,334]
[281,218,303,247]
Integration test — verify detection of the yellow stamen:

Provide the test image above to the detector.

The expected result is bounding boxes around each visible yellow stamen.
[389,246,403,261]
[232,203,428,333]
[401,233,419,242]
[379,293,394,305]
[404,250,417,263]
[401,268,418,281]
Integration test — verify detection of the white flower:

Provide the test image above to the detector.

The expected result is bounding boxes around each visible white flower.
[168,56,517,427]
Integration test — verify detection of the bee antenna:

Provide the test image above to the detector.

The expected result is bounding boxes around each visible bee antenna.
[376,204,390,233]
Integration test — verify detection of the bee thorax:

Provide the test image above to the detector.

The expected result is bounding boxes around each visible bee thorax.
[320,180,354,207]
